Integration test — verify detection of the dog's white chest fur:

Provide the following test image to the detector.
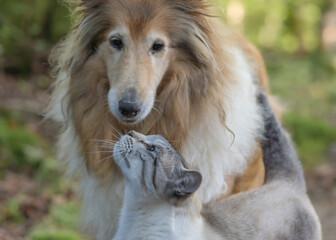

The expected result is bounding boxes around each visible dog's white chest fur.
[181,48,262,202]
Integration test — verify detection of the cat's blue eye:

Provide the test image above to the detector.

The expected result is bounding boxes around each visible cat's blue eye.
[147,145,155,152]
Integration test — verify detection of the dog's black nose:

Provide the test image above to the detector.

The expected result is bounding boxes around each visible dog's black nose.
[118,101,141,118]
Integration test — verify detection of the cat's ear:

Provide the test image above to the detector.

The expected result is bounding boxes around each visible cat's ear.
[172,170,202,197]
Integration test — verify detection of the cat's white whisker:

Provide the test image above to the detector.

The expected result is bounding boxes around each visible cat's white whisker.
[109,124,123,138]
[87,150,114,154]
[113,150,125,155]
[96,154,114,164]
[99,144,117,149]
[91,139,116,143]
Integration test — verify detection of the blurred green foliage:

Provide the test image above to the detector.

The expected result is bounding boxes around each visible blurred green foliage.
[0,0,71,74]
[0,0,335,75]
[284,114,336,166]
[0,113,40,169]
[6,199,23,222]
[265,52,336,165]
[0,110,55,172]
[50,202,81,228]
[29,202,89,240]
[0,111,85,239]
[266,53,336,117]
[30,229,83,240]
[213,0,334,53]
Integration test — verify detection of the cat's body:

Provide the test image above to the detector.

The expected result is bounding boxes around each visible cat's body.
[113,92,321,240]
[114,188,218,240]
[113,132,217,240]
[113,189,175,240]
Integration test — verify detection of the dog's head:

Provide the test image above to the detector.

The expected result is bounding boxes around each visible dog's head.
[101,4,172,123]
[67,0,214,125]
[51,0,227,178]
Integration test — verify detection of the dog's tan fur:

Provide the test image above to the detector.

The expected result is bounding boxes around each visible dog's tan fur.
[48,0,274,238]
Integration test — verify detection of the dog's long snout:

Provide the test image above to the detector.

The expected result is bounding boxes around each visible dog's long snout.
[118,89,142,118]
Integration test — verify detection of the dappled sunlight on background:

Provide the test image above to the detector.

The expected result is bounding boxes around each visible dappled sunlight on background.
[0,0,335,239]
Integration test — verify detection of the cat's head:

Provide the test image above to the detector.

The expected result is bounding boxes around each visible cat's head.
[113,131,202,202]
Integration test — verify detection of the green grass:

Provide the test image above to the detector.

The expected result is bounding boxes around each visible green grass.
[29,229,83,240]
[0,117,38,167]
[284,114,336,166]
[0,110,53,172]
[0,110,87,239]
[5,199,23,222]
[0,110,62,179]
[50,202,81,229]
[28,201,90,240]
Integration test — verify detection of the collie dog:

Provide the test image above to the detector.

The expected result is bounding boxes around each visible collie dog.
[48,0,274,239]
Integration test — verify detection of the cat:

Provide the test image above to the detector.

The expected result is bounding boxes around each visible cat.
[112,91,321,240]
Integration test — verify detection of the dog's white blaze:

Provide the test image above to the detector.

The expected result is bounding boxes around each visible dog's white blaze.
[147,33,170,87]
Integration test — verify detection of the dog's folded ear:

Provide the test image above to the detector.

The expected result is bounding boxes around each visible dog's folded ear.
[167,170,202,198]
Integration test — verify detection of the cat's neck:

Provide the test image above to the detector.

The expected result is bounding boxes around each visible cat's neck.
[173,194,205,240]
[114,184,206,240]
[113,185,174,240]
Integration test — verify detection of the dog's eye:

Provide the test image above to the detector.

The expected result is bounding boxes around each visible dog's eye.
[110,37,123,50]
[146,145,156,152]
[151,42,164,52]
